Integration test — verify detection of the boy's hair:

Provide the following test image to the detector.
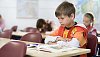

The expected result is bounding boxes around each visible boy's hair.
[55,1,75,18]
[84,13,94,22]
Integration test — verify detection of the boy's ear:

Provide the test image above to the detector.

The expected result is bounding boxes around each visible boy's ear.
[70,13,75,20]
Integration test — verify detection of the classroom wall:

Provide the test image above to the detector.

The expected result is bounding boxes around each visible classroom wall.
[0,0,100,31]
[0,0,37,30]
[0,0,63,30]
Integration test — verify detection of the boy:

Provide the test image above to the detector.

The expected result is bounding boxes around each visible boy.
[48,1,87,57]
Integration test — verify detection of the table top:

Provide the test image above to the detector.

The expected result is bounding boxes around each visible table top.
[12,31,48,39]
[12,31,29,36]
[0,38,90,57]
[97,31,100,34]
[97,37,100,44]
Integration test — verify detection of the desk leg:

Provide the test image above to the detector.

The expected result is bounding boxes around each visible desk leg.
[98,44,100,55]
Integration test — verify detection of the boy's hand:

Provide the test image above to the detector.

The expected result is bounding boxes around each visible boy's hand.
[56,37,66,41]
[48,41,57,45]
[56,37,71,42]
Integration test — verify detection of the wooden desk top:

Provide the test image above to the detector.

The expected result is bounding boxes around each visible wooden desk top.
[0,38,90,57]
[12,31,29,36]
[97,37,100,44]
[26,48,90,57]
[97,31,100,34]
[12,31,47,39]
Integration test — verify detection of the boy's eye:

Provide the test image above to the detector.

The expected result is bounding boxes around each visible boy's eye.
[61,17,64,19]
[58,17,64,20]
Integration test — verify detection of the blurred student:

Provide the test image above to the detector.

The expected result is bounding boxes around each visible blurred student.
[45,1,88,57]
[36,18,53,39]
[36,19,47,33]
[83,13,97,36]
[36,19,53,33]
[0,14,5,32]
[83,13,98,56]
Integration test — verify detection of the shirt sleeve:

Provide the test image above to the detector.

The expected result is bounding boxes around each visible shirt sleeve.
[50,29,59,36]
[67,38,80,47]
[74,31,87,47]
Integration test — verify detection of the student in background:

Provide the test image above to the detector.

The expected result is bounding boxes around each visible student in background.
[36,19,47,33]
[45,1,87,57]
[83,13,98,56]
[36,18,53,33]
[36,18,53,39]
[0,14,5,32]
[83,13,97,36]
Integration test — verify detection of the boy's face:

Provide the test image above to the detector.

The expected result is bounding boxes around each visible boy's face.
[57,15,73,27]
[83,16,91,27]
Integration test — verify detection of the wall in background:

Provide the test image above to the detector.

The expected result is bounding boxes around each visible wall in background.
[0,0,100,31]
[0,0,63,30]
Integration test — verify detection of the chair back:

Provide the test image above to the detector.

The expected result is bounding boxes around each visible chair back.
[0,29,12,38]
[11,26,18,32]
[21,33,42,43]
[25,27,39,33]
[0,41,27,57]
[86,34,98,57]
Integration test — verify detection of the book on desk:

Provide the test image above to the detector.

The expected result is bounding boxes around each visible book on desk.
[36,44,77,53]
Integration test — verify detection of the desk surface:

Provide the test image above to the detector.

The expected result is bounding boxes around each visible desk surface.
[12,31,47,39]
[26,48,90,57]
[97,31,100,34]
[97,37,100,44]
[0,38,90,57]
[12,31,29,36]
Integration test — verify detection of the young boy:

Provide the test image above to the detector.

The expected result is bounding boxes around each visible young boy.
[47,1,88,57]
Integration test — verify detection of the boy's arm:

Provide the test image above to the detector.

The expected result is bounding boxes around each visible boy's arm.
[50,29,59,36]
[74,31,87,48]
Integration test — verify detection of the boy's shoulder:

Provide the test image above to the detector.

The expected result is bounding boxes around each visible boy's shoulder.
[74,25,87,32]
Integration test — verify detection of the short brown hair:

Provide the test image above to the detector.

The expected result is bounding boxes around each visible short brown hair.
[55,1,75,18]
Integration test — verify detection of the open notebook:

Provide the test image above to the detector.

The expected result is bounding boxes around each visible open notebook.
[37,44,77,53]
